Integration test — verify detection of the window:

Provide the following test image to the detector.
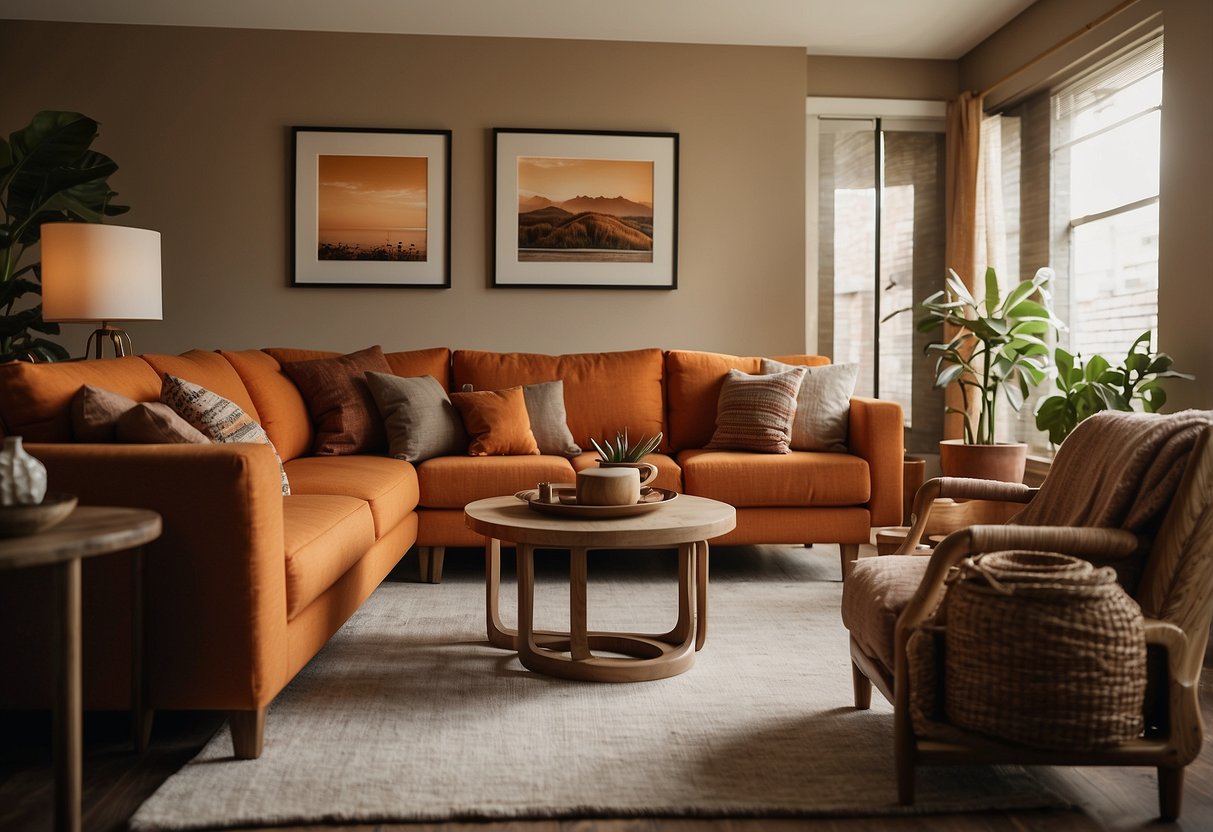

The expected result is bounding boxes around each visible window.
[812,108,946,454]
[1052,36,1163,359]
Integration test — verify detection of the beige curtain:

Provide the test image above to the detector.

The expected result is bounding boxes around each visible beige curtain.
[943,91,985,440]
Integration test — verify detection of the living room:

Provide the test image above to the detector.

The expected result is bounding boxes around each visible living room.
[1,0,1211,830]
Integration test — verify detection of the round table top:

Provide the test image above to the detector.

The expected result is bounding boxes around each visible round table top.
[464,493,736,548]
[0,506,162,571]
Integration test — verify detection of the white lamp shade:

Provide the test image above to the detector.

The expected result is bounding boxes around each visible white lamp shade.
[41,223,163,322]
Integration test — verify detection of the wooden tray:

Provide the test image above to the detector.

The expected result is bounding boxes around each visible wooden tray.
[514,487,678,518]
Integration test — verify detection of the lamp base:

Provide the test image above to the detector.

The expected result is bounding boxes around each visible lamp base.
[84,324,133,359]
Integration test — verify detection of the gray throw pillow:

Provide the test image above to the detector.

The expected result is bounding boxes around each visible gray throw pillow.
[365,372,468,463]
[521,380,581,456]
[761,359,859,452]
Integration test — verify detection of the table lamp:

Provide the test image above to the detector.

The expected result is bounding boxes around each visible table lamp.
[41,223,162,358]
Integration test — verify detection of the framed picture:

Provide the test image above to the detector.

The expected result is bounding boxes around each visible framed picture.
[493,128,678,289]
[292,127,451,288]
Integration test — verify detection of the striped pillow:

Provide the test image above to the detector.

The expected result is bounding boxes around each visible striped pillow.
[705,367,806,454]
[161,374,291,495]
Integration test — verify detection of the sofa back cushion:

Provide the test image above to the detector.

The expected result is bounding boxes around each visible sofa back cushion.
[0,357,162,442]
[664,350,830,451]
[220,349,315,462]
[451,349,665,451]
[142,350,262,421]
[264,347,451,391]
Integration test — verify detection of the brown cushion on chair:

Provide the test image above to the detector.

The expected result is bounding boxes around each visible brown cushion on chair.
[116,402,210,444]
[280,345,392,455]
[71,385,138,442]
[840,555,931,673]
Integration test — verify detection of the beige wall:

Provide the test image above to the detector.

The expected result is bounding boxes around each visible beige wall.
[0,22,808,357]
[960,0,1213,410]
[805,56,958,101]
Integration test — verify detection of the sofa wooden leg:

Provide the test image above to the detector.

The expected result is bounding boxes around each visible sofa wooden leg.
[1158,766,1183,820]
[418,546,445,584]
[838,543,860,580]
[230,707,266,760]
[851,661,872,710]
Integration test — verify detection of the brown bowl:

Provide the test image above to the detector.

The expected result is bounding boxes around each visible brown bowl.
[0,493,78,538]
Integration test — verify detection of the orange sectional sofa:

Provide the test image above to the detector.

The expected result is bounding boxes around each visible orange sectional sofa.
[0,345,902,758]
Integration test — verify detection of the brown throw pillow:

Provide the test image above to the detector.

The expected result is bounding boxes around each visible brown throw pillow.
[280,345,392,455]
[449,386,540,456]
[71,384,138,442]
[706,367,806,454]
[116,403,210,444]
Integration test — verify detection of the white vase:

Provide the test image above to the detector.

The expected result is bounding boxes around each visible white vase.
[0,436,48,506]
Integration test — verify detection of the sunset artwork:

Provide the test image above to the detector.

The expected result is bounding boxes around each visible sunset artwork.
[317,154,428,261]
[516,157,654,263]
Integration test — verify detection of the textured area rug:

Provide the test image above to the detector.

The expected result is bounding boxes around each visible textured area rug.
[132,546,1073,829]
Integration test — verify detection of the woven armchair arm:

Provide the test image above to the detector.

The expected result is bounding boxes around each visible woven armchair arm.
[897,477,1039,553]
[1142,618,1203,762]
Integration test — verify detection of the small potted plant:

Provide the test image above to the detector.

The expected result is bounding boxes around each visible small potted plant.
[914,266,1064,482]
[590,429,662,486]
[1035,330,1193,447]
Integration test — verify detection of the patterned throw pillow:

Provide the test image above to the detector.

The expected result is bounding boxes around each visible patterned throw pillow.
[161,374,291,495]
[449,386,541,456]
[365,372,468,463]
[761,359,859,452]
[522,380,582,456]
[705,367,807,454]
[280,345,392,456]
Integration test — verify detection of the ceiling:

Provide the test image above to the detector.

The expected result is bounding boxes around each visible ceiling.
[0,0,1039,60]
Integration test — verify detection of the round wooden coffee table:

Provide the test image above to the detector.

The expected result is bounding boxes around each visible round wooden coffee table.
[465,494,736,682]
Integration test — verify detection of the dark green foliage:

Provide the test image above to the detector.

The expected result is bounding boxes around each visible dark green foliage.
[1,111,128,362]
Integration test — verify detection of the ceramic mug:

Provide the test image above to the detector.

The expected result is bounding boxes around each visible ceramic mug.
[597,460,659,487]
[576,467,641,506]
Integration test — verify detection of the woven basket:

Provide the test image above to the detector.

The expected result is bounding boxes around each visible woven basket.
[943,550,1146,750]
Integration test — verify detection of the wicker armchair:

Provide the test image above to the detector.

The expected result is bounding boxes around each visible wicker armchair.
[841,421,1213,820]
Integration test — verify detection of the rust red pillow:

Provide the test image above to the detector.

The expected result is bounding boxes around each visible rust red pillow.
[280,345,392,455]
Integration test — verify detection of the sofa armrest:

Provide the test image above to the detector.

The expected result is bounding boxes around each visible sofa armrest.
[27,442,289,710]
[847,396,903,527]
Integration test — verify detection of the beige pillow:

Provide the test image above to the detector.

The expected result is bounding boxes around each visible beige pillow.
[365,372,468,463]
[705,367,806,454]
[161,374,291,495]
[117,403,210,444]
[522,380,581,456]
[71,385,137,442]
[761,359,858,452]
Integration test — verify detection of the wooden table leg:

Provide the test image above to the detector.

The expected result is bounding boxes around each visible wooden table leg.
[484,538,516,649]
[130,546,153,753]
[516,543,536,661]
[52,558,82,832]
[695,540,709,651]
[569,547,590,661]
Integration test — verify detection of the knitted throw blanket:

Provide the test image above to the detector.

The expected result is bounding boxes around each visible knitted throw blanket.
[1013,409,1213,533]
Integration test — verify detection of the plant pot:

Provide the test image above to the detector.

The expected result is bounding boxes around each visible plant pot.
[938,439,1028,483]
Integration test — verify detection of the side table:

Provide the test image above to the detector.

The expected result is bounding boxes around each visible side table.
[0,506,162,832]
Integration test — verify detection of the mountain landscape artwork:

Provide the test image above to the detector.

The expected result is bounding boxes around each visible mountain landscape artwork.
[317,154,428,262]
[516,157,654,263]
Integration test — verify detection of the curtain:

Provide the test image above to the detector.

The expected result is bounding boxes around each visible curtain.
[943,91,985,440]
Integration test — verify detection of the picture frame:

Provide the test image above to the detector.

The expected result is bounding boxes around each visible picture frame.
[292,126,451,288]
[492,128,678,289]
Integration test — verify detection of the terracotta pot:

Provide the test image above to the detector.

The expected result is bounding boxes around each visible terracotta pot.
[938,439,1027,483]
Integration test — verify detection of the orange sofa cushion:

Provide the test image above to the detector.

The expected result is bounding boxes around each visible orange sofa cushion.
[677,448,870,507]
[664,350,829,451]
[417,454,576,508]
[142,350,262,421]
[283,456,419,538]
[0,356,162,441]
[283,495,376,620]
[449,386,540,456]
[220,349,314,462]
[451,349,664,450]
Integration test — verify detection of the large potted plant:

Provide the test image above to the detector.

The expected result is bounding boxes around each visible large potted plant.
[1035,330,1193,447]
[1,111,128,362]
[916,266,1064,482]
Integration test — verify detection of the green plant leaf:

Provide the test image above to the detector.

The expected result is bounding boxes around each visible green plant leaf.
[983,266,1000,316]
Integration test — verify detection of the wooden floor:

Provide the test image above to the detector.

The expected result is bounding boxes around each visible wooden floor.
[2,549,1212,832]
